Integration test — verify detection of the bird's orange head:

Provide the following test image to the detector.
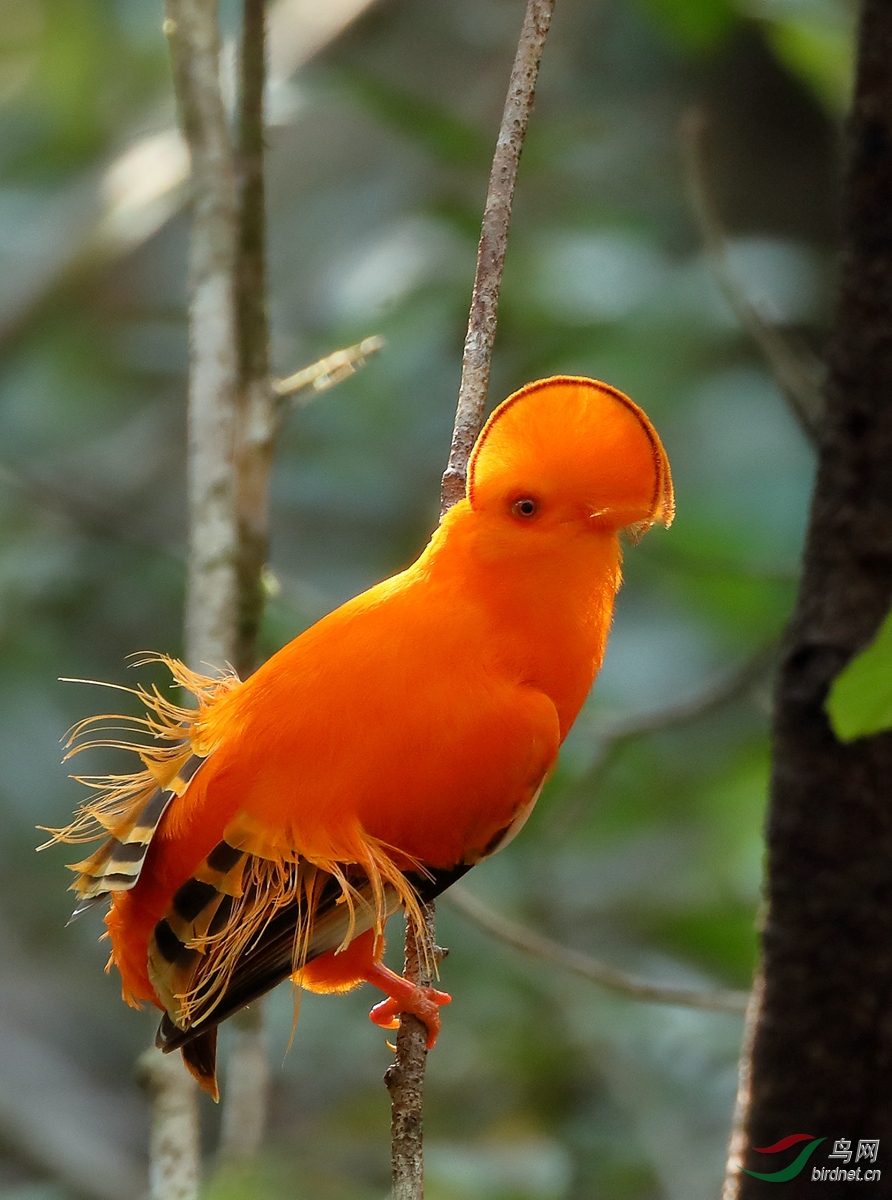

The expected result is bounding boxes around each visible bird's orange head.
[467,376,674,541]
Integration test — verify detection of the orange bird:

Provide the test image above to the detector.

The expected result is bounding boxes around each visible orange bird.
[46,376,673,1098]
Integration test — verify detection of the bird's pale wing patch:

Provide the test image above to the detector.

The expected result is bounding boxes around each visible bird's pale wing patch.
[40,656,240,919]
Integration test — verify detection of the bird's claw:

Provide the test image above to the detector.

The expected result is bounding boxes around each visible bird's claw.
[369,984,452,1048]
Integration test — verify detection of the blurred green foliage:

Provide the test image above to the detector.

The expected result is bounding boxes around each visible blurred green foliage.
[0,0,853,1197]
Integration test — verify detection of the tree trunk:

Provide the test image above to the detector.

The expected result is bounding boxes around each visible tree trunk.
[730,1,892,1194]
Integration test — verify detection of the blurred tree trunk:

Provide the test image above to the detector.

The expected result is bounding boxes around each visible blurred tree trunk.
[730,0,892,1193]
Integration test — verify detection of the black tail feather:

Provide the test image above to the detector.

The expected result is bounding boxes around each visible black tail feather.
[179,1026,219,1101]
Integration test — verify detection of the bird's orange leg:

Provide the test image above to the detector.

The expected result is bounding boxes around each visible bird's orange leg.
[363,959,451,1049]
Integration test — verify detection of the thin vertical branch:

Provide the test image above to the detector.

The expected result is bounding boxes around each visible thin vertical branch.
[137,1051,202,1200]
[217,1016,269,1167]
[384,908,440,1200]
[388,2,557,1195]
[440,0,556,513]
[166,0,241,671]
[146,1,242,1195]
[234,0,276,679]
[217,0,275,1165]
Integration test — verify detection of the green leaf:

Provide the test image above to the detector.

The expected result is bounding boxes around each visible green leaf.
[827,606,892,741]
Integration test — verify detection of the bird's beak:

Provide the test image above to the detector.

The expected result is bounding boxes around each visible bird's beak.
[586,503,670,543]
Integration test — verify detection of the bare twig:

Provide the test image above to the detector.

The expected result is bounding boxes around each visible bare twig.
[448,886,750,1014]
[440,0,557,512]
[680,109,823,446]
[589,639,778,760]
[273,334,385,404]
[550,642,779,841]
[0,329,376,561]
[387,3,556,1195]
[384,909,444,1200]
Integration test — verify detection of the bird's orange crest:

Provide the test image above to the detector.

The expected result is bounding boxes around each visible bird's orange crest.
[468,376,674,539]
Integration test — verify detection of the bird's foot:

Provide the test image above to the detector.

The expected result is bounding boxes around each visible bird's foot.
[364,960,451,1048]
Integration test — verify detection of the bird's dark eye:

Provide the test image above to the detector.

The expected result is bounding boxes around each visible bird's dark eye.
[511,497,539,519]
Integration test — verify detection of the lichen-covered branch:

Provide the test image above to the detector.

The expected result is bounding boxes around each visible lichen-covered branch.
[165,0,241,671]
[210,0,275,1167]
[440,0,557,513]
[137,1049,201,1200]
[145,2,242,1194]
[217,1010,269,1167]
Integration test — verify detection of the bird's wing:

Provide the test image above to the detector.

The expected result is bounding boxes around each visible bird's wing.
[63,753,207,921]
[45,655,241,920]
